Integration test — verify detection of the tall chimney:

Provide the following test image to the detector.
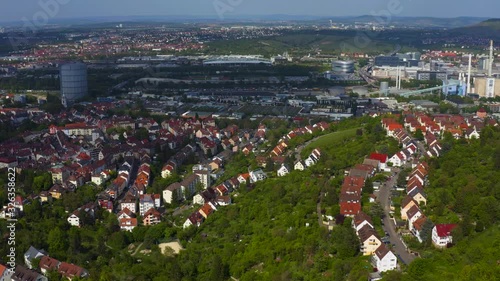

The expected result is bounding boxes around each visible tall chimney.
[467,54,472,94]
[489,40,494,77]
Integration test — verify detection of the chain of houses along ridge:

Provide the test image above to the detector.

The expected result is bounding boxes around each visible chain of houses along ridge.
[181,121,329,229]
[336,109,497,276]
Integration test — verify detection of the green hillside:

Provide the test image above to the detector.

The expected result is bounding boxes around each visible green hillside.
[451,18,500,39]
[383,226,500,281]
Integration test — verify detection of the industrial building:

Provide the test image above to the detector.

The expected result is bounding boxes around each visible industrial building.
[375,52,422,68]
[442,79,466,96]
[416,71,448,81]
[474,77,500,98]
[202,56,272,66]
[60,62,88,107]
[473,41,499,98]
[374,56,402,67]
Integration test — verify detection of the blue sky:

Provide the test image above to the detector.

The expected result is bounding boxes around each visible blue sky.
[0,0,499,22]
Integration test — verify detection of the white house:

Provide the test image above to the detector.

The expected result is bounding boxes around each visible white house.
[161,161,177,178]
[117,208,135,220]
[388,152,406,167]
[24,246,46,269]
[432,224,457,248]
[67,213,81,227]
[294,160,305,171]
[193,194,205,205]
[163,183,182,204]
[277,164,290,177]
[352,212,374,232]
[91,170,111,186]
[305,148,321,167]
[304,156,316,167]
[407,205,423,231]
[372,244,397,272]
[465,128,480,139]
[250,169,267,183]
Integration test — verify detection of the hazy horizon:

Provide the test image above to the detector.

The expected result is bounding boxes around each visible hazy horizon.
[0,0,499,24]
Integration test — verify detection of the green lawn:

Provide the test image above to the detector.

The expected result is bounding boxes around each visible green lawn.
[303,127,360,155]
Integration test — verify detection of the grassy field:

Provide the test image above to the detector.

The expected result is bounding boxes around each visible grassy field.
[303,127,360,155]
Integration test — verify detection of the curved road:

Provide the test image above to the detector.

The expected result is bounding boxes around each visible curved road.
[377,167,416,265]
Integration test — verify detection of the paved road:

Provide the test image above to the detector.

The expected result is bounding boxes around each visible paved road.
[377,167,416,265]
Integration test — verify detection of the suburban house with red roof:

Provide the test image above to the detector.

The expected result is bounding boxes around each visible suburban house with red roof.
[57,262,89,280]
[39,255,60,275]
[340,201,361,217]
[119,217,137,231]
[386,123,404,137]
[432,224,458,248]
[369,153,389,171]
[183,211,204,228]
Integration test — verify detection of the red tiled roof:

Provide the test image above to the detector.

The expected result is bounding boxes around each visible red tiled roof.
[58,262,86,279]
[39,256,60,271]
[340,202,361,215]
[435,224,457,237]
[369,153,388,164]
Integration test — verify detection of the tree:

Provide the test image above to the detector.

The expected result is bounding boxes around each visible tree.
[134,127,149,140]
[414,129,424,141]
[265,158,274,172]
[369,202,385,220]
[48,227,68,255]
[208,255,228,281]
[420,219,434,246]
[108,231,129,250]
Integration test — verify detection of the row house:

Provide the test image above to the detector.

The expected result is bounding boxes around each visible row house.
[270,141,288,157]
[388,143,417,167]
[160,144,196,178]
[350,212,397,272]
[348,164,375,180]
[339,175,365,217]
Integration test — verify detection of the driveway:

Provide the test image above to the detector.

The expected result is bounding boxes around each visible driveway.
[377,168,416,265]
